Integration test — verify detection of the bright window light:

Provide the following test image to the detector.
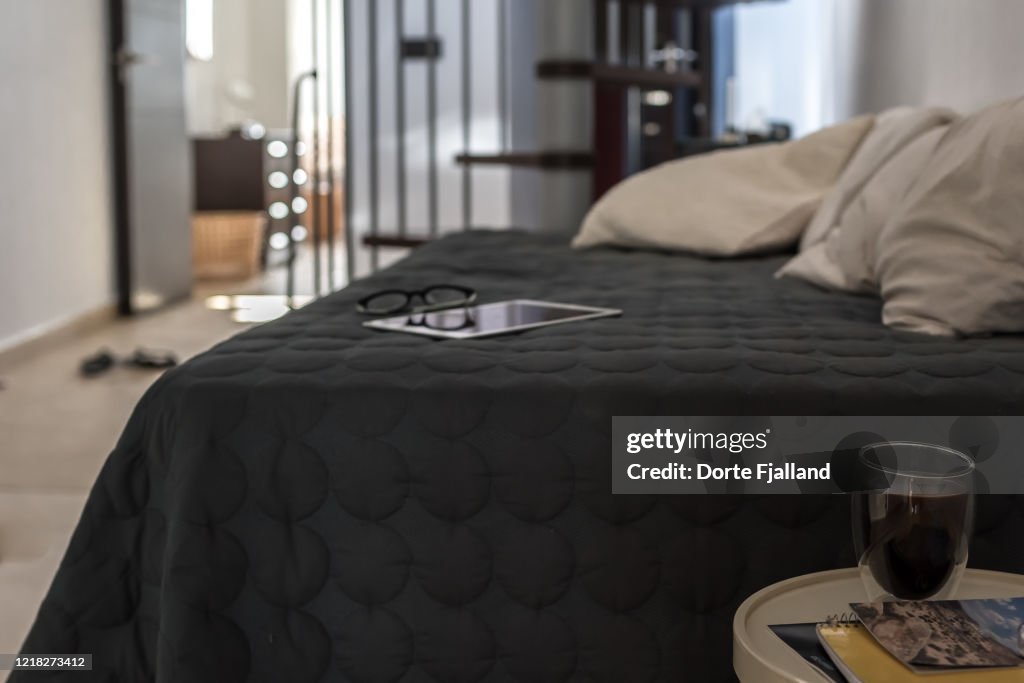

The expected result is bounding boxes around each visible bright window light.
[291,225,308,242]
[268,202,290,220]
[186,0,214,61]
[268,171,289,189]
[293,169,308,185]
[291,197,308,214]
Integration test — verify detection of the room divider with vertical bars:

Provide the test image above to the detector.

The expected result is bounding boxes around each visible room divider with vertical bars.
[290,0,745,296]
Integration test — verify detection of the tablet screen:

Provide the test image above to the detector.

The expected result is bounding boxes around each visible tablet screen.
[364,299,621,339]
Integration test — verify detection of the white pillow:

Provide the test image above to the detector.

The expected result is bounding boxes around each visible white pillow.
[779,107,957,290]
[877,97,1024,336]
[798,107,958,251]
[837,127,948,294]
[779,126,948,293]
[572,116,874,257]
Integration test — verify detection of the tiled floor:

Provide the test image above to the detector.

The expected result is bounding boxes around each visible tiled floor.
[0,291,249,657]
[0,244,406,656]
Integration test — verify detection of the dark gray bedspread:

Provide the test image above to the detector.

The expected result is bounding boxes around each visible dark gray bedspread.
[16,231,1024,682]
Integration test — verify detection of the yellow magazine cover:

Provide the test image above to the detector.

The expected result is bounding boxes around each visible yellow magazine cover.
[817,625,1024,683]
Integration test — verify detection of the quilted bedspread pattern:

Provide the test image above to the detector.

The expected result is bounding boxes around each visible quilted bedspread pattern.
[15,231,1024,682]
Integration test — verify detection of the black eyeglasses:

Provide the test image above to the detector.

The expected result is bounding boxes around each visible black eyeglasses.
[356,284,476,316]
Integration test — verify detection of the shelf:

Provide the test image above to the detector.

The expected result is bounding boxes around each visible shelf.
[536,60,701,89]
[616,0,782,6]
[454,151,594,170]
[362,234,431,248]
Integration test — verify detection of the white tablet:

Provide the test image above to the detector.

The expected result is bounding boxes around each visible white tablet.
[363,299,622,339]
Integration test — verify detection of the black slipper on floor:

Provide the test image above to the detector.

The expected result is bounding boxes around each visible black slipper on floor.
[80,348,178,377]
[126,348,178,370]
[80,349,116,377]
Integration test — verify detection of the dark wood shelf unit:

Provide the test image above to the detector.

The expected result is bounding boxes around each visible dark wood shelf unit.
[454,151,594,169]
[536,60,701,89]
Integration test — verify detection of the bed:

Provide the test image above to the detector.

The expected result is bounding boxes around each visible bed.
[16,230,1024,682]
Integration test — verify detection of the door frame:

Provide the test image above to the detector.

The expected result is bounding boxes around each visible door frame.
[108,0,134,316]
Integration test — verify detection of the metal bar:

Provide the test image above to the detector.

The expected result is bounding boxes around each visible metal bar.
[643,1,654,67]
[342,0,355,282]
[618,0,630,65]
[395,0,407,239]
[626,2,644,66]
[695,7,712,137]
[654,1,674,47]
[426,0,438,238]
[461,0,471,231]
[498,0,508,150]
[369,0,380,269]
[325,0,337,291]
[288,71,316,302]
[594,0,608,63]
[653,2,677,166]
[311,0,321,297]
[677,8,694,137]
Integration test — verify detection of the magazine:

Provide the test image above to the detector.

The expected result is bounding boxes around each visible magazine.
[849,598,1024,671]
[768,623,847,683]
[815,623,1024,682]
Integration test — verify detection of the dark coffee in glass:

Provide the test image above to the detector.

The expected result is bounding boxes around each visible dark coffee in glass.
[852,442,974,601]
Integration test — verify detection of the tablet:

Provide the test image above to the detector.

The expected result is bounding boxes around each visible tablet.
[363,299,622,339]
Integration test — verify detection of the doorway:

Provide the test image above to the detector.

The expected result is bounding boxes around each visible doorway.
[183,0,348,300]
[110,0,349,319]
[109,0,193,314]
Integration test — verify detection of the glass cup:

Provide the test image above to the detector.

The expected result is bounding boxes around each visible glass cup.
[851,441,975,601]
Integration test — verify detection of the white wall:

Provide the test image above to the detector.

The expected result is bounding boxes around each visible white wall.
[0,0,115,351]
[734,0,1024,136]
[848,0,1024,116]
[186,0,291,134]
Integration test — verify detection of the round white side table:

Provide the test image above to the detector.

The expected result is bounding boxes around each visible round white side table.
[733,568,1024,683]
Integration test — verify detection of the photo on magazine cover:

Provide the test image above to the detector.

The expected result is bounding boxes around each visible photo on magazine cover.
[851,598,1024,669]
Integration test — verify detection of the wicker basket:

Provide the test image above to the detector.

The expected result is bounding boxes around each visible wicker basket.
[192,211,266,280]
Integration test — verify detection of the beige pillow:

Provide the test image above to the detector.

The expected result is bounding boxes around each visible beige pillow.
[779,126,948,293]
[780,107,957,290]
[876,97,1024,336]
[837,127,948,293]
[798,107,958,251]
[572,115,874,256]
